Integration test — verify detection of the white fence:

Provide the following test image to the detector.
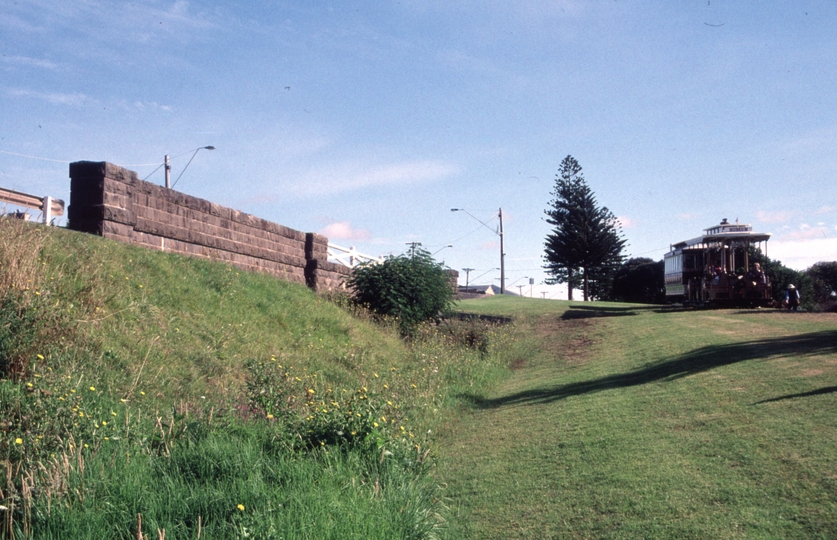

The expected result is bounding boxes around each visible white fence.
[0,187,64,225]
[327,243,384,268]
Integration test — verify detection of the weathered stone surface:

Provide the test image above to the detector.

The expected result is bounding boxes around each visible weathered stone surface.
[68,161,347,290]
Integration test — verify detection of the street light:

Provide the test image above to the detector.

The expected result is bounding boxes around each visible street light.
[451,208,505,294]
[166,146,216,189]
[432,244,453,256]
[507,276,529,288]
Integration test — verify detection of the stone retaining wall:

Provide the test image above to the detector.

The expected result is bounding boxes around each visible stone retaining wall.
[67,161,350,290]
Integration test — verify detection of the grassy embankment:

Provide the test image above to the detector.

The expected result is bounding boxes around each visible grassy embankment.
[0,220,513,539]
[439,296,837,539]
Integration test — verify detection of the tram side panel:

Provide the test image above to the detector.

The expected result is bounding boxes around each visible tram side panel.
[665,250,705,302]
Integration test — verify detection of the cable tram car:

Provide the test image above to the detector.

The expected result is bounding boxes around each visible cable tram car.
[664,219,774,307]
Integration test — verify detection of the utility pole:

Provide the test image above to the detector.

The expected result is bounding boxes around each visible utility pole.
[517,284,524,296]
[499,207,505,294]
[164,155,171,189]
[406,242,422,257]
[541,291,547,299]
[462,267,474,291]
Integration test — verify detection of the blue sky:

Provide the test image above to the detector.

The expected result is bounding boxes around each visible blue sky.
[3,1,837,297]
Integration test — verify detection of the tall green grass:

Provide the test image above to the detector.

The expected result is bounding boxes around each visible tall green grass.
[0,220,513,539]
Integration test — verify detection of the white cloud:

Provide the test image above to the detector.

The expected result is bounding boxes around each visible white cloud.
[2,55,61,70]
[131,101,172,112]
[7,88,90,107]
[617,215,636,228]
[757,210,792,224]
[290,159,460,196]
[318,221,372,241]
[768,237,837,270]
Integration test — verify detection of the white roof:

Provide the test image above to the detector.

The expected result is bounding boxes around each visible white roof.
[669,221,771,251]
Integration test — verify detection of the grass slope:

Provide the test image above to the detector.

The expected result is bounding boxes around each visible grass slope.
[439,297,837,539]
[0,221,512,539]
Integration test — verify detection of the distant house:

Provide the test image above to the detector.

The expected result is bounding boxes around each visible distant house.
[458,284,517,299]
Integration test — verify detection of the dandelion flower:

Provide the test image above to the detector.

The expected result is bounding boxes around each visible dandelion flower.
[237,504,245,511]
[373,422,379,428]
[266,414,274,419]
[14,438,23,445]
[89,386,96,391]
[37,354,44,360]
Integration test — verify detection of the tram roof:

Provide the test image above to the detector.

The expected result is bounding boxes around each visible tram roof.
[669,220,771,251]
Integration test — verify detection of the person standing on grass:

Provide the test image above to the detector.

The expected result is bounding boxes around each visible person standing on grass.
[786,284,801,311]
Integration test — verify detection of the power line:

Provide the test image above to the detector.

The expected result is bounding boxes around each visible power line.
[0,149,69,163]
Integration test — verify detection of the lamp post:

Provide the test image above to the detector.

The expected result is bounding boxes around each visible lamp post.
[451,207,505,294]
[432,244,453,256]
[166,146,216,189]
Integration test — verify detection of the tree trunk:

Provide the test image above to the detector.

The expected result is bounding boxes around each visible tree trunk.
[583,267,589,301]
[567,268,574,301]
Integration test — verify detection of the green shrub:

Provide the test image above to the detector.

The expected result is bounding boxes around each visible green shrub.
[346,249,455,335]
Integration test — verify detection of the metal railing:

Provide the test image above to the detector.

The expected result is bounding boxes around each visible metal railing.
[327,243,384,268]
[0,187,64,225]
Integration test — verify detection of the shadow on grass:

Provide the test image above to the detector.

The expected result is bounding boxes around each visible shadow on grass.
[462,330,837,408]
[560,304,694,320]
[754,386,837,405]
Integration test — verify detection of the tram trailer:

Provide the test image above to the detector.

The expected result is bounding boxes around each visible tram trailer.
[664,219,774,308]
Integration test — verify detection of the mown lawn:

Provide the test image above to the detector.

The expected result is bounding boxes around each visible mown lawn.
[437,298,837,539]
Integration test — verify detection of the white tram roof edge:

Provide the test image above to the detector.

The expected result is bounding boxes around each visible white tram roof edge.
[667,220,771,253]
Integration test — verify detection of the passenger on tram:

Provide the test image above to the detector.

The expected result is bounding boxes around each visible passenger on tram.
[709,264,723,286]
[747,262,766,286]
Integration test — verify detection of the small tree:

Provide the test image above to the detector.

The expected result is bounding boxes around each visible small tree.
[805,261,837,311]
[347,249,455,335]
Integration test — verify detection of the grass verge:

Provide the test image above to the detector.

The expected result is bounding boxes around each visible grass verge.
[0,220,513,539]
[438,297,837,539]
